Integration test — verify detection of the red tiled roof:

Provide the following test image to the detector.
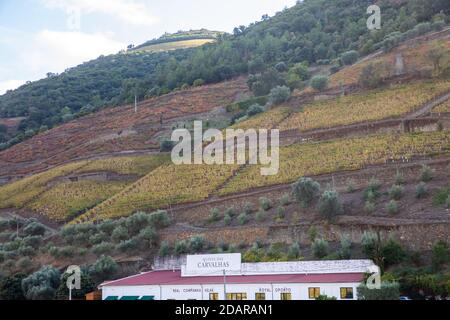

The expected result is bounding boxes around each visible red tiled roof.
[101,270,364,287]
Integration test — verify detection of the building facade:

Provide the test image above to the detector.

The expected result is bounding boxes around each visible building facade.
[100,254,379,301]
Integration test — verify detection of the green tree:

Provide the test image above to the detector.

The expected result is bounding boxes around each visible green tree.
[292,177,320,207]
[318,190,342,220]
[310,75,329,92]
[0,273,26,300]
[22,266,60,300]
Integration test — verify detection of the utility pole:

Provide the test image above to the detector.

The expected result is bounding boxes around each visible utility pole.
[134,94,138,113]
[223,269,227,301]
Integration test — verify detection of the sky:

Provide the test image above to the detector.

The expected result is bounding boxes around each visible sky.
[0,0,297,95]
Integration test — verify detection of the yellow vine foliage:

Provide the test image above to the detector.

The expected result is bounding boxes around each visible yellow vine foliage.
[279,80,450,132]
[218,131,450,196]
[72,163,240,223]
[77,154,170,176]
[28,180,129,221]
[432,99,450,113]
[0,161,89,209]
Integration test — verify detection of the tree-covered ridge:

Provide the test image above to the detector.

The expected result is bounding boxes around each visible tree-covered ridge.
[0,0,448,149]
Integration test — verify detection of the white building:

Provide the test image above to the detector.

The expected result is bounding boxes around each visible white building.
[100,254,379,300]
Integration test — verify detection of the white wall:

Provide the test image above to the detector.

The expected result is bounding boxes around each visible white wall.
[102,282,361,300]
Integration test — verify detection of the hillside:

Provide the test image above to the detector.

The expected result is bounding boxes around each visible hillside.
[0,0,450,300]
[0,0,447,152]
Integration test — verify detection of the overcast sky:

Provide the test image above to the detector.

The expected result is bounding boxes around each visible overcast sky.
[0,0,297,95]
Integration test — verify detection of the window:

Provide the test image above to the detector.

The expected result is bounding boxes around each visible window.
[280,293,292,300]
[226,293,247,300]
[209,293,219,300]
[255,293,266,300]
[340,287,354,300]
[308,287,320,299]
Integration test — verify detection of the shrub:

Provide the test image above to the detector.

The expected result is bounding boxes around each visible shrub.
[259,197,273,211]
[22,235,42,249]
[318,190,342,220]
[268,85,291,104]
[288,242,301,259]
[266,243,284,260]
[22,266,60,300]
[358,62,387,88]
[0,273,26,300]
[159,241,171,257]
[381,238,406,267]
[59,246,77,258]
[279,193,291,206]
[223,213,232,226]
[237,213,249,226]
[23,222,46,236]
[339,235,352,259]
[312,238,329,259]
[357,282,400,300]
[243,202,254,214]
[148,210,171,229]
[174,240,189,255]
[307,226,318,242]
[389,184,404,200]
[274,62,287,72]
[420,165,434,182]
[98,220,117,235]
[255,210,267,222]
[224,207,236,217]
[310,75,328,92]
[209,208,221,222]
[394,170,406,185]
[111,226,129,243]
[89,256,118,282]
[159,140,174,152]
[276,206,286,220]
[341,50,359,65]
[364,205,377,218]
[138,226,158,249]
[386,200,399,215]
[17,257,32,270]
[18,245,36,257]
[363,178,381,200]
[346,179,356,193]
[92,242,115,255]
[247,104,265,117]
[415,182,428,199]
[193,79,205,87]
[189,236,205,253]
[292,177,320,207]
[361,232,378,258]
[431,241,448,270]
[125,211,151,235]
[89,232,108,245]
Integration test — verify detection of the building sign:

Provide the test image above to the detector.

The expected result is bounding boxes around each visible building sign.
[185,254,241,275]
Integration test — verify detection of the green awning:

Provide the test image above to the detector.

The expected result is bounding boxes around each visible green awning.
[105,296,119,301]
[140,296,155,300]
[119,296,140,300]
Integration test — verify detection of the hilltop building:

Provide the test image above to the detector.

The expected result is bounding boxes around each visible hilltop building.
[100,254,379,300]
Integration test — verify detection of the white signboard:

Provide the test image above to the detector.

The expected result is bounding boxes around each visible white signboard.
[185,254,241,275]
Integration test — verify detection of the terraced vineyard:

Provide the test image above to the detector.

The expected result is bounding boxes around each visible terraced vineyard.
[73,163,240,223]
[0,78,248,177]
[328,37,450,88]
[280,80,450,132]
[78,154,170,176]
[432,99,450,113]
[28,181,129,222]
[218,131,450,195]
[230,107,291,131]
[0,161,89,209]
